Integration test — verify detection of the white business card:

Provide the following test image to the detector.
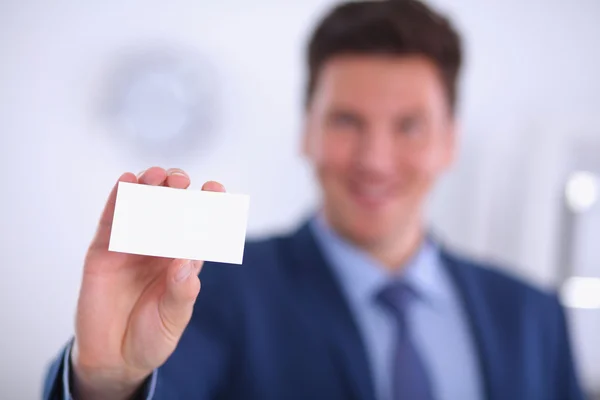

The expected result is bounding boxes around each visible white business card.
[108,182,250,264]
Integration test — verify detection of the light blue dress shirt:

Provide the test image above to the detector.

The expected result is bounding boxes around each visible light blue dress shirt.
[310,215,483,400]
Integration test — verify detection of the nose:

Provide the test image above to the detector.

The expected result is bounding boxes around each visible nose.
[355,128,395,176]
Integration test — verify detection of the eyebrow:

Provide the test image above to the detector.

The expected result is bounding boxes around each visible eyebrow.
[326,108,365,120]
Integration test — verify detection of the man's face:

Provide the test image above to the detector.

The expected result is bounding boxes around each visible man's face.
[304,55,456,247]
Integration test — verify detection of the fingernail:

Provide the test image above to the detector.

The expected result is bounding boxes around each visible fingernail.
[168,170,187,177]
[175,261,193,283]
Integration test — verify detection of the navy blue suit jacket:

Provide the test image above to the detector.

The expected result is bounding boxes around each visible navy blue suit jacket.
[44,221,585,399]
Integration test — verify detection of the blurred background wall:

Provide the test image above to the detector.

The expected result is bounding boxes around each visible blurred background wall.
[1,0,599,398]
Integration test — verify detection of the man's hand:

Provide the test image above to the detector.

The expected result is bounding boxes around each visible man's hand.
[70,167,225,400]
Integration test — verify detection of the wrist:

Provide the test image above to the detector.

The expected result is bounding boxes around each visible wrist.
[70,343,150,400]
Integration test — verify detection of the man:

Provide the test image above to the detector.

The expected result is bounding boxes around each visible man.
[43,1,585,399]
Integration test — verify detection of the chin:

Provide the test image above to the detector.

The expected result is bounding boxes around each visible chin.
[340,214,395,247]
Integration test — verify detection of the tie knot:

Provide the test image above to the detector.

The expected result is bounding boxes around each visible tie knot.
[376,280,417,317]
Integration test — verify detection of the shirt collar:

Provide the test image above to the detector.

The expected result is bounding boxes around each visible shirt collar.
[309,213,453,309]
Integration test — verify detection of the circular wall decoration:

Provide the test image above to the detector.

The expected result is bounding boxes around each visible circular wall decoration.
[102,43,218,157]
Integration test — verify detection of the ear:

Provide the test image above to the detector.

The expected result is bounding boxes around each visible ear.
[301,114,313,159]
[442,117,459,168]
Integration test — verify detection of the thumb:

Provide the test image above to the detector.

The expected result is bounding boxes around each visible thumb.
[158,259,203,341]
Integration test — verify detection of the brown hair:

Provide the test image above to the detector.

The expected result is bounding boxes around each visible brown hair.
[305,0,463,112]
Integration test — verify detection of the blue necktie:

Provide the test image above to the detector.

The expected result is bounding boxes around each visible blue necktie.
[377,281,435,400]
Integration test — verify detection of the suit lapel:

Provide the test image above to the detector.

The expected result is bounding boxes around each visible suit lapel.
[441,250,505,400]
[281,222,376,400]
[281,223,511,400]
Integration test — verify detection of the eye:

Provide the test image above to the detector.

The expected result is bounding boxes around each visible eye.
[328,111,362,131]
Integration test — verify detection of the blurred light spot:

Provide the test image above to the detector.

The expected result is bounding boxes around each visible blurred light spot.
[561,276,600,309]
[565,171,599,213]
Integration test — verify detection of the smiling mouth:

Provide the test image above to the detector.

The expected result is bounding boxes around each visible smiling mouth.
[347,181,395,209]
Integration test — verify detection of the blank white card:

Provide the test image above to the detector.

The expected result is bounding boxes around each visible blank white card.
[108,182,250,264]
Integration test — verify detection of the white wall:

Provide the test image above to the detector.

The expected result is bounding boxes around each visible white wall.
[1,0,599,398]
